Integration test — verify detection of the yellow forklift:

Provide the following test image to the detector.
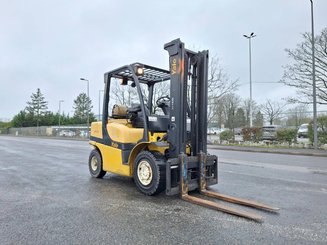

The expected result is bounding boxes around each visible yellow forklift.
[88,39,279,222]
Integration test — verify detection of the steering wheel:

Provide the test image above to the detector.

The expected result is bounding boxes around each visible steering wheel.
[156,95,170,107]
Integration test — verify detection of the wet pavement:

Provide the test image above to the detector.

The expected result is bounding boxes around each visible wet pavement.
[0,136,326,244]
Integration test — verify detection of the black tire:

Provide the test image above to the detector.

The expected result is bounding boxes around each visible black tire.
[133,151,166,196]
[88,149,106,178]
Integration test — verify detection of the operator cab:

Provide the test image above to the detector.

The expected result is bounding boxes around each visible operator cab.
[106,63,171,133]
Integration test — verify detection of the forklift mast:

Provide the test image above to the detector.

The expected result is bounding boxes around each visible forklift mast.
[164,39,217,197]
[164,39,208,158]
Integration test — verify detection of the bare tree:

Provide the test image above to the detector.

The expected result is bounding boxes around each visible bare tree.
[111,81,138,107]
[285,104,310,127]
[207,55,239,125]
[221,93,241,131]
[281,28,327,104]
[208,55,239,100]
[243,98,258,127]
[253,111,264,127]
[261,99,286,125]
[208,97,225,128]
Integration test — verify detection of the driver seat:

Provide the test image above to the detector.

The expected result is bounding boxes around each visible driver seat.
[127,104,147,128]
[127,104,169,132]
[112,104,128,119]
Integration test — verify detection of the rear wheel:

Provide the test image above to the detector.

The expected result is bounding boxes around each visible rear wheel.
[133,151,166,195]
[88,149,106,178]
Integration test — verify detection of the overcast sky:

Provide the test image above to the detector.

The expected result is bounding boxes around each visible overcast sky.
[1,0,327,120]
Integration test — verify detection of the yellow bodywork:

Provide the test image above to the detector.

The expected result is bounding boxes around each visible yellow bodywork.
[91,119,143,143]
[90,120,168,177]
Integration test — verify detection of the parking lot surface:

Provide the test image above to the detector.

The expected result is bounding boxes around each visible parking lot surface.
[0,136,326,244]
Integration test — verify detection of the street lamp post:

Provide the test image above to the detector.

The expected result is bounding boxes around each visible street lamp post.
[58,100,64,135]
[99,90,104,121]
[243,32,256,127]
[310,0,318,149]
[80,78,90,136]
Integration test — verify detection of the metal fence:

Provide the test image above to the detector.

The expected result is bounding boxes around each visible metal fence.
[4,125,89,138]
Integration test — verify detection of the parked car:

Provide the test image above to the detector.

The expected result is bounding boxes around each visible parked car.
[59,130,75,137]
[297,123,309,138]
[261,125,282,140]
[207,127,226,135]
[79,130,88,137]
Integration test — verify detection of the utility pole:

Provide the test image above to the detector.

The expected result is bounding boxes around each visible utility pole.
[243,32,256,127]
[99,90,104,121]
[80,78,90,137]
[58,100,64,135]
[310,0,318,149]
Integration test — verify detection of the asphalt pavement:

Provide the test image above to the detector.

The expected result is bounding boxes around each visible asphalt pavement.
[0,136,326,244]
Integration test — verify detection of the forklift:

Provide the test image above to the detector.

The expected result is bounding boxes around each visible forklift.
[88,39,279,222]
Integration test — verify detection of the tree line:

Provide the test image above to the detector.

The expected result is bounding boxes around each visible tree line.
[10,88,96,127]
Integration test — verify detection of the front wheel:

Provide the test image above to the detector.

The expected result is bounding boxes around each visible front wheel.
[133,151,166,195]
[88,149,106,178]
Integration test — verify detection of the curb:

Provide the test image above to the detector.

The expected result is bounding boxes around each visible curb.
[208,145,327,157]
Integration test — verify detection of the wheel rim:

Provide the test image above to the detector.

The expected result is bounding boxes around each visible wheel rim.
[91,156,98,172]
[137,160,153,186]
